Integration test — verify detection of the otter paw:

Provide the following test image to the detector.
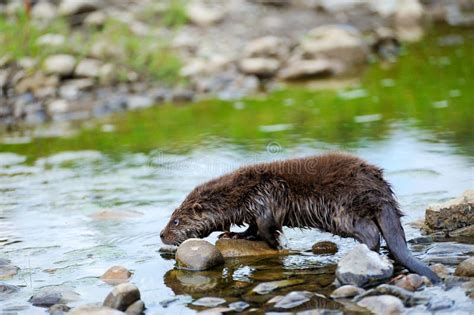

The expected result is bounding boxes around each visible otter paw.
[218,232,234,239]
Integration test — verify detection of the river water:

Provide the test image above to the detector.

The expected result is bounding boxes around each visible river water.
[0,27,473,314]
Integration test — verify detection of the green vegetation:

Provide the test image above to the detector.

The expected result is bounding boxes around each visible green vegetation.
[161,0,188,28]
[1,27,473,161]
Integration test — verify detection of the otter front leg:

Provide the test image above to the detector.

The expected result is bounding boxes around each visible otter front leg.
[256,210,282,249]
[218,224,259,240]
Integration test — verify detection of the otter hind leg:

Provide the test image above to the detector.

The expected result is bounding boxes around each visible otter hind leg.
[351,219,381,252]
[256,211,282,249]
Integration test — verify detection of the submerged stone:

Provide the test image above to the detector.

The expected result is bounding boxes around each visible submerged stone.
[0,282,19,300]
[312,241,338,255]
[330,285,365,299]
[29,287,80,308]
[176,239,224,271]
[215,238,281,257]
[427,296,455,311]
[192,297,226,307]
[273,291,312,309]
[252,279,305,295]
[336,244,393,288]
[100,266,132,285]
[228,301,249,312]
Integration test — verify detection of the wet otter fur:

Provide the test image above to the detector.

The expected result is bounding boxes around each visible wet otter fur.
[160,152,440,283]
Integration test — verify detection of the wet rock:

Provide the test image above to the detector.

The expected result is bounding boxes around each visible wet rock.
[0,263,18,279]
[29,287,80,307]
[243,36,289,60]
[126,95,154,110]
[431,263,449,278]
[31,1,58,20]
[354,284,425,307]
[336,244,393,288]
[37,34,65,47]
[0,282,19,300]
[103,283,140,311]
[215,238,281,257]
[450,225,474,238]
[278,59,337,80]
[84,11,107,28]
[301,24,368,66]
[49,303,71,315]
[330,285,365,299]
[252,279,305,294]
[455,257,474,277]
[59,0,104,16]
[228,301,249,312]
[239,57,280,77]
[125,300,145,315]
[312,241,338,255]
[75,59,102,78]
[172,88,195,103]
[427,296,454,311]
[43,55,76,77]
[70,304,125,315]
[357,295,405,315]
[425,190,474,232]
[192,297,226,307]
[101,266,132,285]
[273,291,312,309]
[176,239,224,271]
[393,274,424,291]
[187,3,225,26]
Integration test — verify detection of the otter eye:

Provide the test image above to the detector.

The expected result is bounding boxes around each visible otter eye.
[173,219,180,226]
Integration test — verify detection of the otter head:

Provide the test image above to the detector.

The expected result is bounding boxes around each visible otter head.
[160,188,226,246]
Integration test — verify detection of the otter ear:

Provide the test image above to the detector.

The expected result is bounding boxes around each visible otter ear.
[192,203,203,212]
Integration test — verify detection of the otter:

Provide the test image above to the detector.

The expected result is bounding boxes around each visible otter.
[160,153,440,283]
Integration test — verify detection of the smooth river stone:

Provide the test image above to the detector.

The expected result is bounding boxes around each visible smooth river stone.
[252,279,305,295]
[103,283,140,311]
[176,239,224,271]
[455,257,474,277]
[100,265,132,285]
[357,295,405,315]
[215,238,283,257]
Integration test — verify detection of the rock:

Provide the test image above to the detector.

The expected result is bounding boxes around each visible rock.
[431,263,449,278]
[450,225,474,238]
[393,274,424,291]
[126,95,154,110]
[273,291,312,309]
[59,0,104,16]
[90,41,125,60]
[394,0,424,28]
[125,300,145,315]
[31,1,58,20]
[37,34,65,47]
[175,239,224,271]
[103,283,140,311]
[84,11,107,27]
[70,305,125,315]
[228,301,249,312]
[29,287,80,307]
[330,285,365,299]
[239,57,280,77]
[252,279,305,294]
[312,241,338,255]
[301,24,368,66]
[0,263,18,279]
[98,64,116,84]
[427,296,454,311]
[101,266,132,285]
[171,88,195,103]
[455,257,474,277]
[59,78,94,100]
[357,295,405,315]
[48,99,72,114]
[335,244,393,288]
[243,36,289,60]
[187,3,225,26]
[75,59,102,78]
[425,190,474,232]
[354,284,425,307]
[192,297,226,307]
[43,55,76,77]
[215,238,281,257]
[278,59,337,80]
[0,282,19,300]
[49,304,71,315]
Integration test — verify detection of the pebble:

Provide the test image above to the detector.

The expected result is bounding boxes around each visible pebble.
[357,295,405,315]
[228,301,249,312]
[103,283,141,311]
[75,59,102,78]
[31,1,58,20]
[0,282,19,300]
[330,285,365,299]
[192,297,226,307]
[37,34,65,47]
[312,241,338,255]
[393,274,425,291]
[100,266,132,285]
[431,263,449,278]
[175,239,224,271]
[273,291,312,309]
[252,279,305,294]
[454,257,474,277]
[238,57,280,77]
[125,300,145,315]
[43,55,76,77]
[48,304,71,315]
[0,263,18,279]
[126,95,154,110]
[427,296,455,311]
[335,244,393,288]
[186,3,225,26]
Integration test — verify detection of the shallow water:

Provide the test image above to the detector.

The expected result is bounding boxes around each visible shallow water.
[1,27,473,314]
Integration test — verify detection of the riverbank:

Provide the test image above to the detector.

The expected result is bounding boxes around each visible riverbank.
[1,0,474,131]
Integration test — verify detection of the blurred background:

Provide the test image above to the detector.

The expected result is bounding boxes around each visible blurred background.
[0,0,473,314]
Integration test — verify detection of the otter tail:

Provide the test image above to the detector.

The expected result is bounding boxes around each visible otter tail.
[376,205,440,284]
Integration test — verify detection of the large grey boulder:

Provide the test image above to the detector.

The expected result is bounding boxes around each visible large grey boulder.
[336,244,393,287]
[175,239,224,271]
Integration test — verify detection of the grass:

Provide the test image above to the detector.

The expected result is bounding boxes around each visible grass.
[161,0,188,28]
[0,9,182,82]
